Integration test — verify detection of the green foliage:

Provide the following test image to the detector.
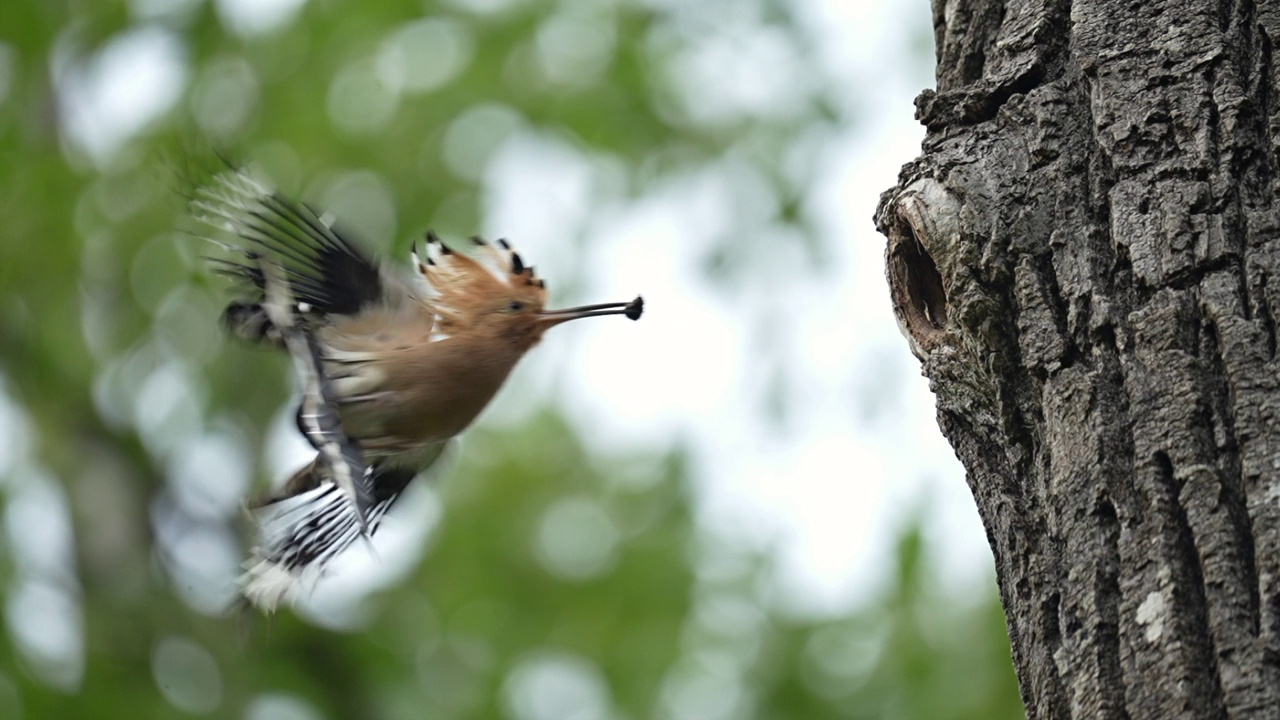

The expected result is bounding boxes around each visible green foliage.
[0,0,1023,717]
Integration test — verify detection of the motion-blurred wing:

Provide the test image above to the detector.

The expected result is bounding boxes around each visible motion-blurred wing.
[191,163,391,342]
[258,258,375,534]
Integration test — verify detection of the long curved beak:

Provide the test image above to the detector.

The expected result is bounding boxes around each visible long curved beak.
[537,296,644,328]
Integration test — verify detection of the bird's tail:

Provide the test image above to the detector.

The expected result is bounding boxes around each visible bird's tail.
[239,477,389,611]
[239,460,426,611]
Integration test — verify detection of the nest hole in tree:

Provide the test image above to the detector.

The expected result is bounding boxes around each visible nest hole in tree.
[888,216,948,349]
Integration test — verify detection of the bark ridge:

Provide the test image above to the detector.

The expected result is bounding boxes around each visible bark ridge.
[877,0,1280,717]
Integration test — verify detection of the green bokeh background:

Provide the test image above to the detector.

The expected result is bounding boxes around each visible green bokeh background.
[0,0,1024,718]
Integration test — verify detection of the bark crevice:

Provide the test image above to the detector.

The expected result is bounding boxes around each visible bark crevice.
[1155,452,1231,720]
[1094,495,1132,720]
[876,0,1280,716]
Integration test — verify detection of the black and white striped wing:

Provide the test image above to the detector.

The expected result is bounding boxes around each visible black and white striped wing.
[192,164,392,342]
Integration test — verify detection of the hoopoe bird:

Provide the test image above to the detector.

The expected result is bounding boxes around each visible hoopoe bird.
[189,164,643,610]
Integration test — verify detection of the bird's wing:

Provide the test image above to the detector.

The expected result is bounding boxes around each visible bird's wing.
[191,163,408,341]
[258,258,374,534]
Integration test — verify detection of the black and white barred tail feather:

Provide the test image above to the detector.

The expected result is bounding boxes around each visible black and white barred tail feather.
[240,460,435,610]
[241,479,392,610]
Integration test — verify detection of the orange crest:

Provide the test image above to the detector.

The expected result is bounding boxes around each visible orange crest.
[411,232,547,328]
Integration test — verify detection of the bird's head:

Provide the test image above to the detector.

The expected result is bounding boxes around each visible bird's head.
[413,233,642,350]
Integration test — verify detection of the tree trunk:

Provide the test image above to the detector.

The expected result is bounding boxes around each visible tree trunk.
[875,0,1280,717]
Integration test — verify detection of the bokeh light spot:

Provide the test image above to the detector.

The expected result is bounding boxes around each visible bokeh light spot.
[189,55,259,138]
[54,26,186,164]
[535,496,619,581]
[152,636,223,714]
[442,103,523,182]
[317,171,398,249]
[244,693,322,720]
[377,19,474,95]
[215,0,308,37]
[5,579,84,691]
[502,649,613,720]
[327,59,399,137]
[535,12,615,87]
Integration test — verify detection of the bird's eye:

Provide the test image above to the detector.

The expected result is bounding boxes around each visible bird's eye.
[508,301,525,312]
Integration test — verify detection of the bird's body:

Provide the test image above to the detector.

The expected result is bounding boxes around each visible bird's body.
[190,164,642,609]
[325,312,525,449]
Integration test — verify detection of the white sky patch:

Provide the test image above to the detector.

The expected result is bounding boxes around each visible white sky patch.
[54,26,186,165]
[556,201,747,448]
[214,0,309,37]
[480,131,613,277]
[672,25,813,125]
[479,0,988,616]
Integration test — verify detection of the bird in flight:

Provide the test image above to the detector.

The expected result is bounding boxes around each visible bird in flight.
[189,163,643,610]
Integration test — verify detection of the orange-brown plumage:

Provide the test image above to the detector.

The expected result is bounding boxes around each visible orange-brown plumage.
[192,164,642,609]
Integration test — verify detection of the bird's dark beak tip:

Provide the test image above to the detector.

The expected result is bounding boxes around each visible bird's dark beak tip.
[625,296,644,321]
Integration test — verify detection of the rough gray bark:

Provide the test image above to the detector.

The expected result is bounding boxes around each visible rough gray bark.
[875,0,1280,718]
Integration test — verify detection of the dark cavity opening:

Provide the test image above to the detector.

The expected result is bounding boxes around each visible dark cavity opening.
[888,216,948,351]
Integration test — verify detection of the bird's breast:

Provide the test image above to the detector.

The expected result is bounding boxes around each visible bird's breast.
[334,338,524,452]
